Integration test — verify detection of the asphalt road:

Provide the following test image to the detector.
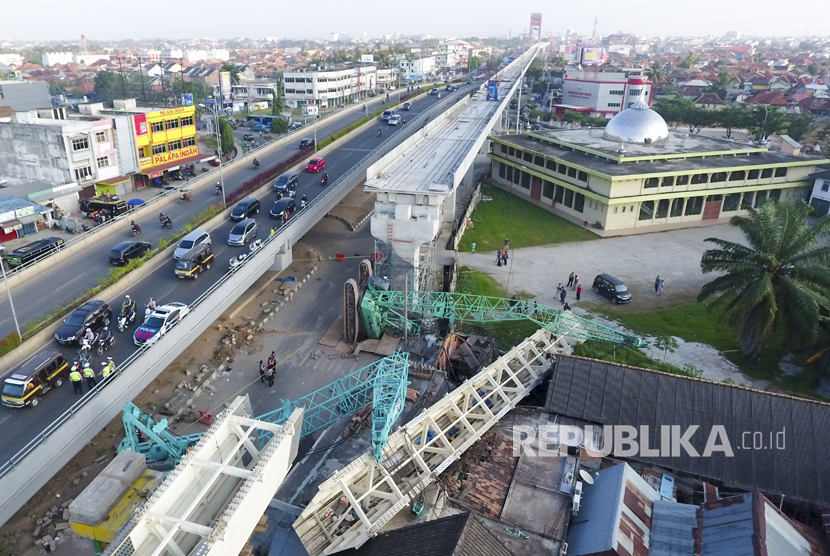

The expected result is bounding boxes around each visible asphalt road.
[0,84,475,462]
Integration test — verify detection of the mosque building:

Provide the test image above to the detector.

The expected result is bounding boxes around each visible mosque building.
[488,94,828,233]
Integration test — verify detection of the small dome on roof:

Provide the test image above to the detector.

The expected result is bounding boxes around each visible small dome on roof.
[603,94,669,144]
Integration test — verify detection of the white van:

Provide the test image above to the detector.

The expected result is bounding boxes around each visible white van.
[174,230,211,260]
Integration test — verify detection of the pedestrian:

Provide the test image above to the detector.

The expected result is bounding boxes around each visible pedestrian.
[259,361,266,383]
[267,351,276,370]
[83,364,97,391]
[576,285,582,301]
[572,275,579,291]
[560,287,567,305]
[504,238,510,251]
[556,283,563,299]
[266,367,275,387]
[658,279,665,296]
[567,272,575,288]
[471,242,476,254]
[655,275,661,294]
[497,251,502,266]
[502,250,509,265]
[70,367,83,395]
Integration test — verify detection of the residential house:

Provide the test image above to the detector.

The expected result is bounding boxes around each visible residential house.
[808,166,830,216]
[694,93,727,110]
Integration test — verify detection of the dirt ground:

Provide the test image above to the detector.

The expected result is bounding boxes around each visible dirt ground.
[0,242,320,556]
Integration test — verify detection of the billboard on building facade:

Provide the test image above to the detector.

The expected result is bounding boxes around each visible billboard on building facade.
[530,13,542,42]
[133,113,148,136]
[361,54,374,63]
[218,71,232,98]
[181,93,193,106]
[580,47,607,66]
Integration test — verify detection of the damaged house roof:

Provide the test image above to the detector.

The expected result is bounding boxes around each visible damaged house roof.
[546,356,830,507]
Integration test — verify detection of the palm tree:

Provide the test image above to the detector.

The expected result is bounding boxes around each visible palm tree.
[647,60,667,85]
[698,202,830,361]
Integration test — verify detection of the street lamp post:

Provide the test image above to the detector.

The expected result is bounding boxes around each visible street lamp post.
[200,103,226,207]
[0,247,22,341]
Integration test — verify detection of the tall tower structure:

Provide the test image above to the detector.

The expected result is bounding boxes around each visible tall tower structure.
[78,34,89,64]
[592,17,598,38]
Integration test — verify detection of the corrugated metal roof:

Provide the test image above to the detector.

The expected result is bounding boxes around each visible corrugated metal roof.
[567,463,658,556]
[547,356,830,507]
[649,501,697,556]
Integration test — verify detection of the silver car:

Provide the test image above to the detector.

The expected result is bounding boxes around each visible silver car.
[228,218,257,246]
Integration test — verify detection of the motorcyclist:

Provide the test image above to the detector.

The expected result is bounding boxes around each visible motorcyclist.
[82,326,95,350]
[122,295,136,318]
[130,220,140,234]
[215,181,222,193]
[322,172,329,183]
[160,213,171,227]
[378,127,383,136]
[99,326,113,347]
[300,194,308,208]
[253,158,260,166]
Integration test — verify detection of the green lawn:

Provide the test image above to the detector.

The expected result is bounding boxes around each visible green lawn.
[580,300,829,399]
[454,268,540,348]
[458,186,597,252]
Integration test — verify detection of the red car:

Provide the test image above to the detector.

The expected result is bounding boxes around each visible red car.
[208,158,221,167]
[306,158,325,173]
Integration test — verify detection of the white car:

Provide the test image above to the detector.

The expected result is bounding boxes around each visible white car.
[133,302,190,346]
[388,115,401,126]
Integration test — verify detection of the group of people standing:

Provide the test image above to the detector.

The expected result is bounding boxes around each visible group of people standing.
[556,272,582,307]
[259,351,277,387]
[496,238,510,267]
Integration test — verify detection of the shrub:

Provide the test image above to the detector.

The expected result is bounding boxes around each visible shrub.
[0,331,22,357]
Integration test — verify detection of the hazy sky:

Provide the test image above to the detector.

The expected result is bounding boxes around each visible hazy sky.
[1,0,821,42]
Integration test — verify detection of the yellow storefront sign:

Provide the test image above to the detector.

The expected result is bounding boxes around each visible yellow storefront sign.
[147,146,199,168]
[151,106,191,119]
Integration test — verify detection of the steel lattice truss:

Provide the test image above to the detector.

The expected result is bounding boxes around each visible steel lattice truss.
[361,289,643,347]
[122,353,411,462]
[293,329,567,555]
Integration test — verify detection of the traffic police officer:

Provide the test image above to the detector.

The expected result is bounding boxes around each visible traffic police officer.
[101,357,115,379]
[70,367,83,395]
[83,363,97,391]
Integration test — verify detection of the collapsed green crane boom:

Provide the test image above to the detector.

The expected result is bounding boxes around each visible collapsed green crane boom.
[361,289,643,348]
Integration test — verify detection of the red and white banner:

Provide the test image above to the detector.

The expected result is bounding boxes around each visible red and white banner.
[133,113,148,136]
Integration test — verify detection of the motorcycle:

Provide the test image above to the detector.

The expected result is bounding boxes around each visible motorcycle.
[96,330,115,356]
[201,166,209,173]
[230,253,249,269]
[249,239,263,253]
[71,351,92,373]
[80,332,99,356]
[321,174,328,185]
[253,160,260,169]
[161,217,172,229]
[130,224,141,236]
[215,185,223,196]
[118,307,136,332]
[300,198,308,210]
[81,224,91,232]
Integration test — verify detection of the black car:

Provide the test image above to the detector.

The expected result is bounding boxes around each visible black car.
[269,198,297,220]
[591,274,632,304]
[403,102,412,111]
[274,172,298,196]
[299,138,315,149]
[231,198,261,221]
[54,300,112,345]
[108,241,151,266]
[243,133,254,141]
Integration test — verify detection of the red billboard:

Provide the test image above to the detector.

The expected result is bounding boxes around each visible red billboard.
[133,113,148,136]
[530,13,542,41]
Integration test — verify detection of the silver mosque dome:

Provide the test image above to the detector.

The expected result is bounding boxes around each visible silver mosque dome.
[603,94,669,144]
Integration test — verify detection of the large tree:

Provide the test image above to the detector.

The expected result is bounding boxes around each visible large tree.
[218,118,235,158]
[715,105,750,139]
[646,60,666,85]
[698,202,830,361]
